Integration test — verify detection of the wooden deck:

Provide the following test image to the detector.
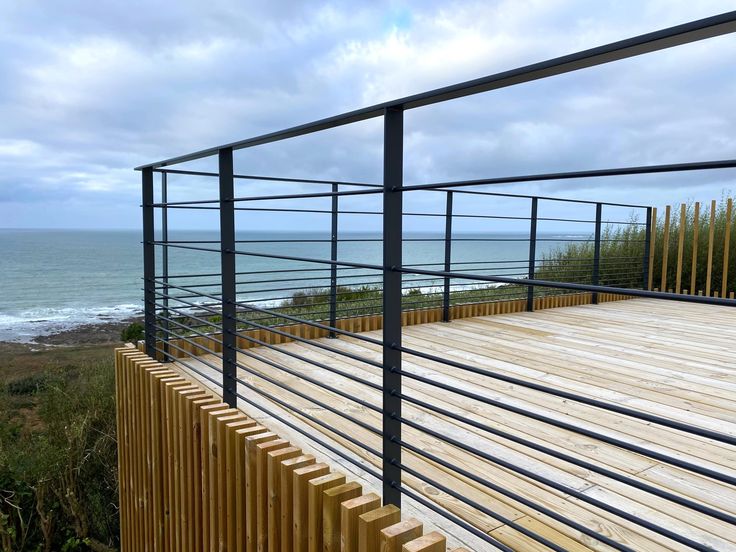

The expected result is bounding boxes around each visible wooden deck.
[176,298,736,551]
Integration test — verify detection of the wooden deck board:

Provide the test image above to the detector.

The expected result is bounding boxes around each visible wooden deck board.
[175,299,736,551]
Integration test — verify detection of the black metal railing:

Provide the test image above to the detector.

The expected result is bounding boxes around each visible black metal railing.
[136,11,736,551]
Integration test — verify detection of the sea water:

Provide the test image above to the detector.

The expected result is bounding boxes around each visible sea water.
[0,229,584,341]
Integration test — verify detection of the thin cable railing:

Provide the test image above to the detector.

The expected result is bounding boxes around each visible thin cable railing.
[137,11,736,551]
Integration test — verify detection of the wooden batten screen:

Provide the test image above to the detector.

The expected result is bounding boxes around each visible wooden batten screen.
[141,291,632,361]
[115,347,472,552]
[653,199,735,298]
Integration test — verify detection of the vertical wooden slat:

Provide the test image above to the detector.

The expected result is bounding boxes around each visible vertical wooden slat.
[660,205,671,292]
[706,199,716,296]
[280,455,316,552]
[380,519,424,552]
[340,493,381,552]
[208,408,239,551]
[402,532,447,552]
[358,504,401,552]
[690,202,700,295]
[226,419,257,552]
[722,197,732,297]
[307,472,346,552]
[267,446,302,552]
[199,404,232,550]
[322,481,362,552]
[216,413,249,550]
[236,425,270,552]
[293,463,331,552]
[244,433,281,552]
[255,438,289,552]
[190,396,220,551]
[675,203,686,294]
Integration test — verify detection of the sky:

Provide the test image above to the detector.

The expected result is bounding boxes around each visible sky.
[0,0,735,230]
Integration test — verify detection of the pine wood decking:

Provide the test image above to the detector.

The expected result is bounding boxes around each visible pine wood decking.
[176,298,736,551]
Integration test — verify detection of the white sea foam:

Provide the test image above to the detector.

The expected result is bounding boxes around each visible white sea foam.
[0,304,143,343]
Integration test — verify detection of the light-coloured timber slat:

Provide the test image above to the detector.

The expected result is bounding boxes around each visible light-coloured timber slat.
[660,204,671,292]
[690,201,700,295]
[675,203,686,294]
[706,199,717,296]
[648,206,657,290]
[116,346,473,551]
[722,197,733,297]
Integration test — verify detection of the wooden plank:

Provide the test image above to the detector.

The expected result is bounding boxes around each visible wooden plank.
[690,202,700,296]
[199,404,233,550]
[190,396,221,551]
[216,412,250,551]
[245,433,283,552]
[280,455,316,552]
[256,438,290,552]
[722,197,732,297]
[307,472,346,552]
[660,204,671,292]
[341,493,381,552]
[293,463,331,552]
[225,419,258,552]
[675,203,686,294]
[322,481,362,552]
[236,425,271,552]
[379,518,424,552]
[267,446,302,552]
[706,199,716,296]
[208,409,241,551]
[358,504,401,552]
[402,532,446,552]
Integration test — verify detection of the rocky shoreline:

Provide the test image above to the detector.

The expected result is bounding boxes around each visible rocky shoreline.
[0,316,143,351]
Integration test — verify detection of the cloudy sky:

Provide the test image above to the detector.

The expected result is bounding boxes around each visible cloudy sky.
[1,0,735,230]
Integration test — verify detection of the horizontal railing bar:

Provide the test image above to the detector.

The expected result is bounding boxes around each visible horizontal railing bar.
[394,367,736,482]
[407,159,736,197]
[395,483,514,552]
[153,294,383,389]
[136,11,736,169]
[398,391,736,524]
[395,340,736,446]
[154,312,382,424]
[396,267,736,307]
[156,280,384,345]
[154,287,384,366]
[167,350,386,486]
[395,447,622,552]
[395,420,714,551]
[229,356,382,433]
[152,167,382,187]
[395,458,569,552]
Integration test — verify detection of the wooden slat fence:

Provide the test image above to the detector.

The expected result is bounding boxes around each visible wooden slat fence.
[141,292,632,360]
[648,198,735,298]
[115,347,472,551]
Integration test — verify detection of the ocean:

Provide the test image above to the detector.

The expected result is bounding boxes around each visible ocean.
[0,229,585,342]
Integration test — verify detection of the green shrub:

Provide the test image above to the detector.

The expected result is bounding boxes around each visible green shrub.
[120,322,144,343]
[0,359,119,551]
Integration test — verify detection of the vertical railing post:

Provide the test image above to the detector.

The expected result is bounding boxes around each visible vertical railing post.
[382,106,403,507]
[592,202,603,304]
[142,167,156,357]
[219,147,237,408]
[442,191,453,322]
[329,183,339,337]
[526,197,538,312]
[161,171,170,360]
[643,206,652,290]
